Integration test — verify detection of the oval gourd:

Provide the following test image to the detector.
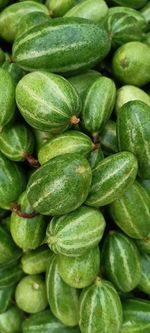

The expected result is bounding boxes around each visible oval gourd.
[0,68,16,131]
[46,255,79,327]
[138,253,150,295]
[112,41,150,86]
[2,60,25,86]
[0,260,23,288]
[65,0,108,22]
[0,286,15,314]
[12,17,111,74]
[0,306,23,333]
[115,85,150,114]
[16,71,81,133]
[22,310,81,333]
[21,246,53,275]
[38,130,94,165]
[99,120,118,155]
[88,147,104,169]
[0,226,22,265]
[0,1,49,42]
[139,179,150,197]
[10,191,46,251]
[102,231,141,292]
[15,275,48,314]
[46,0,78,17]
[0,151,26,210]
[113,0,148,10]
[141,2,150,31]
[86,151,138,207]
[135,235,150,255]
[16,11,50,41]
[117,100,150,179]
[121,298,150,333]
[109,181,150,239]
[82,76,116,137]
[0,123,34,162]
[57,246,100,289]
[27,153,92,216]
[46,205,106,256]
[79,277,123,333]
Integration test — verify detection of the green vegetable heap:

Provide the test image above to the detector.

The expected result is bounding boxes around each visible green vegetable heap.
[0,0,150,332]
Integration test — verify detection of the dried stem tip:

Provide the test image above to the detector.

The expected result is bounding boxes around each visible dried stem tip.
[11,203,39,219]
[70,115,80,125]
[23,152,40,168]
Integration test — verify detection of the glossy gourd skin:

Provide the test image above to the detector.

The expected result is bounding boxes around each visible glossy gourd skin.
[64,0,108,23]
[27,153,92,216]
[121,298,150,333]
[12,17,111,74]
[0,69,16,132]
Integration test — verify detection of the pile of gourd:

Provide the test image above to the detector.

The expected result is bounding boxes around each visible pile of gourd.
[0,0,150,332]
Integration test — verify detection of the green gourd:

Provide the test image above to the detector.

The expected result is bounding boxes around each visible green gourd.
[46,0,79,17]
[64,0,108,23]
[121,298,150,333]
[79,277,123,333]
[102,231,141,292]
[115,85,150,114]
[86,151,138,207]
[0,260,23,288]
[112,0,148,10]
[46,205,106,256]
[15,275,48,314]
[57,246,100,288]
[0,151,26,210]
[46,255,79,327]
[88,148,104,169]
[99,120,118,155]
[0,305,23,333]
[109,181,150,239]
[0,286,15,314]
[117,100,150,178]
[16,71,81,133]
[135,235,150,255]
[16,11,50,40]
[138,253,150,295]
[27,153,92,216]
[21,246,53,275]
[0,226,22,265]
[10,191,46,251]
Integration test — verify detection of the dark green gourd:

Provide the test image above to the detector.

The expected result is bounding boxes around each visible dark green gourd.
[12,17,111,74]
[0,305,23,333]
[117,100,150,179]
[46,205,106,256]
[0,151,26,210]
[102,231,141,292]
[138,253,150,295]
[10,191,46,251]
[121,298,150,333]
[86,151,138,207]
[0,260,23,288]
[0,68,16,131]
[16,71,81,133]
[0,226,22,265]
[0,286,15,314]
[46,255,79,327]
[21,246,53,275]
[27,153,92,216]
[0,123,34,162]
[99,120,118,155]
[109,181,150,239]
[79,277,123,333]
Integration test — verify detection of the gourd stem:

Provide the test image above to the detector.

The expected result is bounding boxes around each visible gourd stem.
[92,142,100,150]
[23,152,40,168]
[11,203,39,218]
[92,133,99,144]
[70,115,80,125]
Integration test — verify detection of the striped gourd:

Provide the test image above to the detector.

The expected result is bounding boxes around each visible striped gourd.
[139,179,150,197]
[10,192,46,251]
[79,277,123,333]
[102,231,141,292]
[109,181,150,239]
[112,42,150,86]
[115,85,150,114]
[0,260,23,288]
[82,76,116,137]
[46,255,79,327]
[12,17,111,74]
[107,6,147,47]
[16,71,81,133]
[0,69,16,131]
[0,306,23,333]
[16,11,50,41]
[2,61,25,86]
[142,32,150,46]
[135,235,150,254]
[88,147,104,169]
[64,0,108,22]
[57,246,100,288]
[0,226,21,265]
[117,100,150,179]
[99,120,118,156]
[0,0,10,10]
[22,310,81,333]
[0,152,26,210]
[33,129,54,152]
[0,1,49,42]
[0,286,15,314]
[0,123,34,162]
[85,151,138,208]
[46,205,106,256]
[21,246,53,275]
[38,130,94,165]
[45,0,78,17]
[141,2,150,29]
[121,298,150,333]
[15,275,48,314]
[138,253,150,295]
[27,153,92,216]
[68,70,101,102]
